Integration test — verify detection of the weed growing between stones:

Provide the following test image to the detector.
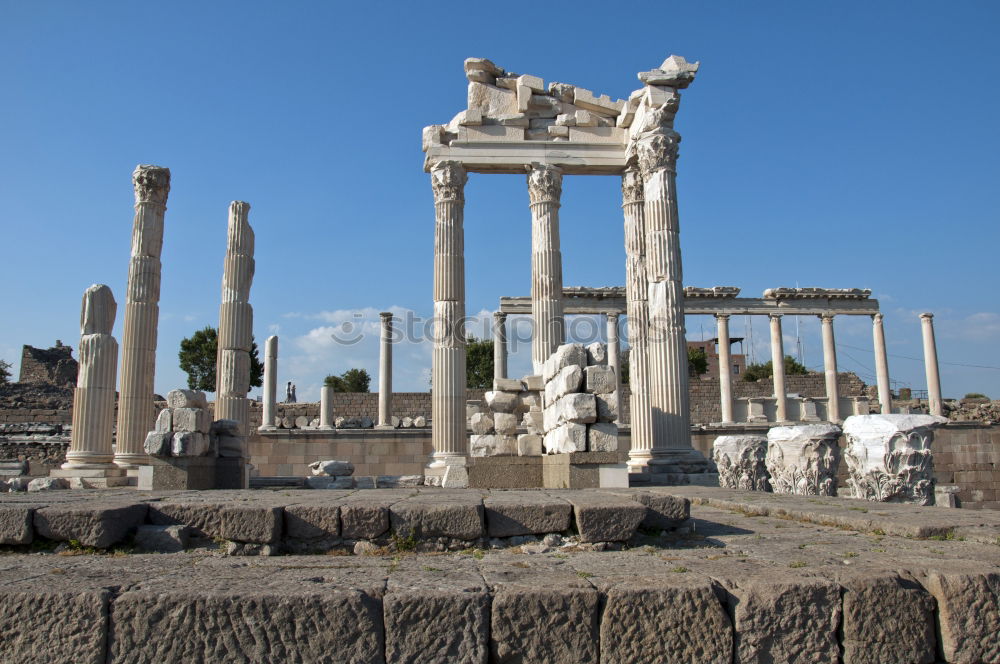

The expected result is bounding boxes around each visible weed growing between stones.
[670,566,689,573]
[390,530,418,552]
[576,571,593,579]
[789,561,807,568]
[848,507,868,513]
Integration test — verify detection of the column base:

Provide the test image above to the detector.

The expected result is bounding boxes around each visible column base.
[317,425,336,431]
[258,425,277,432]
[424,455,468,487]
[50,466,129,489]
[114,453,151,470]
[374,424,395,431]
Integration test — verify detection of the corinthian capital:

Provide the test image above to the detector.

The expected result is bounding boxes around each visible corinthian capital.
[132,165,171,205]
[621,167,644,205]
[430,161,467,203]
[526,162,562,206]
[636,131,680,178]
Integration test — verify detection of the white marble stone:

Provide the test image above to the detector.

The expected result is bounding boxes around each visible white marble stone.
[547,393,597,426]
[470,434,516,457]
[588,422,618,452]
[470,412,495,435]
[712,435,770,492]
[543,365,583,405]
[543,422,587,454]
[584,365,616,395]
[484,390,518,413]
[542,343,585,382]
[842,414,947,505]
[377,312,394,428]
[585,342,607,366]
[493,412,518,435]
[765,424,842,496]
[517,434,543,456]
[309,460,355,477]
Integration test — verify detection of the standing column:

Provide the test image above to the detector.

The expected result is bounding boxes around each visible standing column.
[920,313,943,417]
[493,311,508,381]
[527,163,565,373]
[259,335,278,431]
[716,314,734,424]
[215,201,255,447]
[429,161,468,467]
[319,385,335,430]
[606,312,622,424]
[622,167,655,469]
[115,165,170,468]
[64,285,119,468]
[376,311,394,429]
[872,314,893,414]
[769,314,788,422]
[639,131,696,458]
[819,314,840,422]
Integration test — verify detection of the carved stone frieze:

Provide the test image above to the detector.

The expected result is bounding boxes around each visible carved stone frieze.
[765,424,842,496]
[842,414,947,505]
[713,435,770,491]
[430,161,467,203]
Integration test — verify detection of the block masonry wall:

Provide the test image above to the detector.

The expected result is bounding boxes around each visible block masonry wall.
[17,344,77,387]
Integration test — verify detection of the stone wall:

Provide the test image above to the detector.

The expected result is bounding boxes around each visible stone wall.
[17,344,77,387]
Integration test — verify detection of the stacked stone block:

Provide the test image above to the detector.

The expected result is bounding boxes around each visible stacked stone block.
[469,376,543,457]
[541,343,619,454]
[143,389,217,458]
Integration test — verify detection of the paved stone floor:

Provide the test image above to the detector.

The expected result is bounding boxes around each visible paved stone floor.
[2,487,998,662]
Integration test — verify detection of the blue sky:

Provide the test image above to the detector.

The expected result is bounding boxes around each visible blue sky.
[1,1,998,402]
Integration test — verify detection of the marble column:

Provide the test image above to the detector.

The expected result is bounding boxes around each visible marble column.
[319,385,335,430]
[716,314,734,424]
[527,163,565,374]
[639,131,696,460]
[115,165,170,468]
[215,201,255,446]
[872,314,892,414]
[493,311,508,381]
[920,313,943,417]
[259,335,278,431]
[621,167,654,469]
[429,161,468,467]
[820,314,840,422]
[64,285,119,468]
[769,314,788,422]
[376,311,394,429]
[606,312,622,424]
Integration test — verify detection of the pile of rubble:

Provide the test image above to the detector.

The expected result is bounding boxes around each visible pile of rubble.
[542,343,619,454]
[469,376,543,457]
[143,389,243,458]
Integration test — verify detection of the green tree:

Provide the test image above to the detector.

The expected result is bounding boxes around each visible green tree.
[324,368,371,393]
[0,359,12,384]
[964,392,988,399]
[743,355,809,382]
[688,346,708,376]
[178,326,263,392]
[466,336,494,389]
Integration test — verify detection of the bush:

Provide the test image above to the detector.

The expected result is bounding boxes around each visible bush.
[964,392,988,400]
[324,368,371,393]
[743,356,809,382]
[178,327,263,392]
[0,359,11,385]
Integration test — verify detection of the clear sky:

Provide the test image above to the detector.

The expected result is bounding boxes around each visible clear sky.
[1,1,998,402]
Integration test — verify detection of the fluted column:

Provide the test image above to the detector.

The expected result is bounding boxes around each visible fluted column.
[376,312,394,429]
[639,131,694,456]
[621,167,655,469]
[493,311,508,380]
[820,314,840,422]
[259,335,278,431]
[769,314,788,422]
[920,313,943,417]
[64,285,118,468]
[215,201,255,447]
[716,314,734,424]
[430,161,468,466]
[319,385,335,430]
[115,165,169,468]
[606,312,622,425]
[527,163,565,373]
[872,314,892,414]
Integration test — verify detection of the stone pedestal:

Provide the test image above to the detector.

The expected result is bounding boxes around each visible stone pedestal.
[765,424,842,496]
[136,456,218,491]
[842,414,947,505]
[527,163,565,374]
[747,398,768,423]
[215,201,255,442]
[542,452,627,489]
[260,335,278,431]
[712,435,770,491]
[215,456,250,490]
[376,312,394,429]
[468,456,542,489]
[116,165,170,468]
[428,161,468,469]
[799,397,821,422]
